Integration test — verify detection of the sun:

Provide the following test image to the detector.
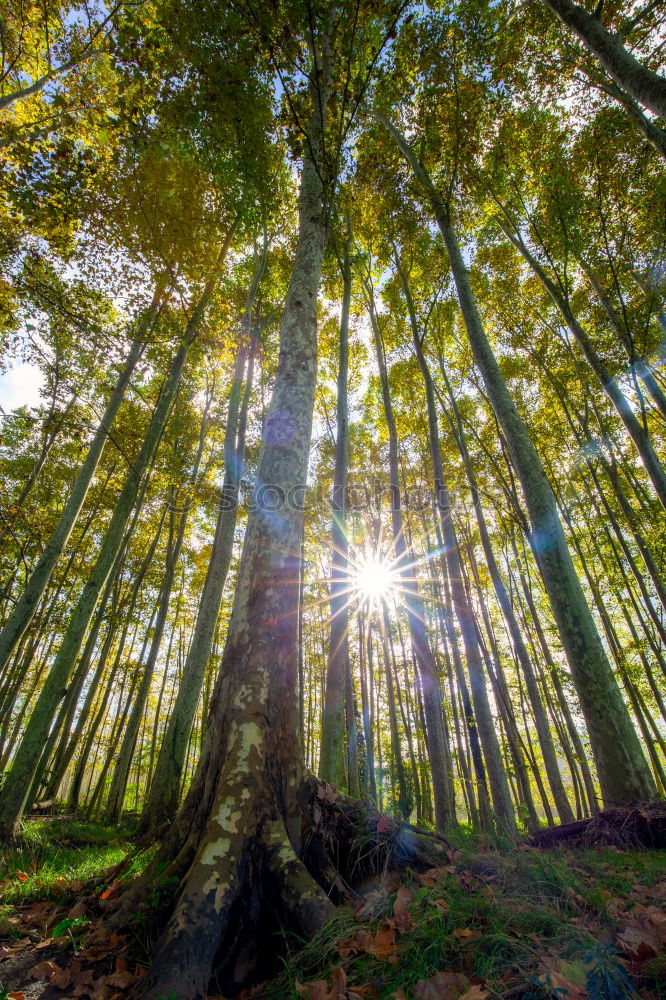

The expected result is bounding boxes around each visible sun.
[352,552,399,604]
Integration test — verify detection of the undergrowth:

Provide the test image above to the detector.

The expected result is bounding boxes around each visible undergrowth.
[0,816,139,906]
[269,840,666,1000]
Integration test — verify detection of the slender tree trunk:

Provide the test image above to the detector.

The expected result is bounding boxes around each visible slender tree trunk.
[365,279,456,830]
[381,130,656,802]
[0,329,149,677]
[320,227,353,789]
[141,280,259,831]
[396,255,515,833]
[0,264,225,838]
[498,221,666,512]
[541,0,666,121]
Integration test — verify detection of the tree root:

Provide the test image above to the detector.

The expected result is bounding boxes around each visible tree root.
[529,800,666,849]
[104,776,450,999]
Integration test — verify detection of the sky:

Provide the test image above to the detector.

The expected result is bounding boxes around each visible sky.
[0,360,45,412]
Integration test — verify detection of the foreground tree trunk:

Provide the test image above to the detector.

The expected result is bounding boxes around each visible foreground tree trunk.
[120,52,337,1000]
[140,253,262,831]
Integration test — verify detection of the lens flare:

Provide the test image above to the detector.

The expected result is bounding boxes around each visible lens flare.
[352,552,398,603]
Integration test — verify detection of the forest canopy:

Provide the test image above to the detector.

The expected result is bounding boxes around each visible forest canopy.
[0,0,665,997]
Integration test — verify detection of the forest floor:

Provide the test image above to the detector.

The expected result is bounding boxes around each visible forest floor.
[0,817,664,1000]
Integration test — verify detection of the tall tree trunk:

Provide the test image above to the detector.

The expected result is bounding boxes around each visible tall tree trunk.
[0,326,150,677]
[540,0,666,121]
[376,111,654,805]
[320,226,353,789]
[365,277,457,830]
[140,262,261,832]
[104,397,211,823]
[397,255,515,833]
[120,52,338,998]
[0,263,225,838]
[497,220,666,512]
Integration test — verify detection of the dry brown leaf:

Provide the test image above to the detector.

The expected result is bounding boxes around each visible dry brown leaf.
[315,782,338,805]
[339,923,398,962]
[393,887,414,932]
[432,899,450,914]
[105,969,138,988]
[459,987,488,1000]
[355,890,386,920]
[27,960,60,982]
[453,928,482,945]
[99,882,121,901]
[417,866,456,887]
[296,965,347,1000]
[68,901,87,919]
[537,970,586,999]
[617,921,661,959]
[376,815,394,834]
[414,970,468,1000]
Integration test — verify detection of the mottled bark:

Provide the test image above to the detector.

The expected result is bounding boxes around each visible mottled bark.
[124,50,336,999]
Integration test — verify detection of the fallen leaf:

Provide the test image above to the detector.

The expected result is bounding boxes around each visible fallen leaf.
[393,887,414,932]
[296,965,347,1000]
[68,901,87,919]
[617,921,661,960]
[100,882,121,900]
[355,890,386,920]
[459,988,488,1000]
[432,899,450,914]
[418,866,456,887]
[453,927,482,945]
[339,923,397,961]
[414,970,468,1000]
[537,970,586,999]
[105,969,138,988]
[28,960,60,982]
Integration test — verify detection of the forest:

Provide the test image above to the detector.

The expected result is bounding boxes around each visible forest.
[0,0,665,998]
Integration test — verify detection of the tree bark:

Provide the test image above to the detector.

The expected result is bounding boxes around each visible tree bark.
[541,0,666,121]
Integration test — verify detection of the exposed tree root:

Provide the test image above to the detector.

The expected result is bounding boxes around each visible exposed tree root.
[102,776,449,999]
[529,800,666,849]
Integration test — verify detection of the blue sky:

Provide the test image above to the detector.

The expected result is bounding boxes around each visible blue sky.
[0,360,45,411]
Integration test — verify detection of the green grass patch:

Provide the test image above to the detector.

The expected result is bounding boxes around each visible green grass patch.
[0,817,136,906]
[269,844,666,1000]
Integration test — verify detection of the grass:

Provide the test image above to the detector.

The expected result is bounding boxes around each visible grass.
[269,841,666,1000]
[1,819,664,999]
[0,817,135,907]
